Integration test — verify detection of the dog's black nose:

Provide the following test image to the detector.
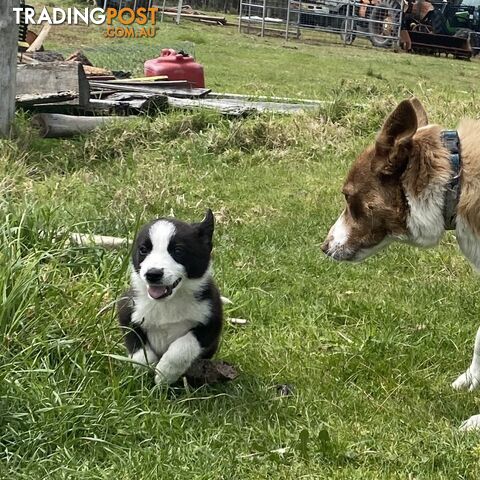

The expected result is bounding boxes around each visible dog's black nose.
[145,268,164,284]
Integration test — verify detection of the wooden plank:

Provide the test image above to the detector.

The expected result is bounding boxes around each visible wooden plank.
[17,62,90,106]
[17,52,40,65]
[17,92,77,106]
[167,97,253,116]
[0,0,19,137]
[208,92,326,105]
[102,81,190,89]
[86,76,117,81]
[107,76,169,83]
[167,96,321,115]
[26,24,52,52]
[89,81,211,98]
[90,80,190,89]
[162,11,227,24]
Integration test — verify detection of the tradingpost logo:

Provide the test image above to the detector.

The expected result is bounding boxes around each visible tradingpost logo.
[13,6,160,38]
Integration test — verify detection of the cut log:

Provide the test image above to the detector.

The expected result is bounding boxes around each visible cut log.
[26,24,52,52]
[17,62,90,106]
[31,114,131,138]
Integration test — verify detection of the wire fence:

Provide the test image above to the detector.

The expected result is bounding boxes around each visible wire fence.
[238,0,403,48]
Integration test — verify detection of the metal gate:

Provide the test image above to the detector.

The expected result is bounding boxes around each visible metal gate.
[238,0,403,48]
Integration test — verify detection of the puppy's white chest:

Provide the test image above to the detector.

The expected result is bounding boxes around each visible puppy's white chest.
[146,320,196,356]
[132,297,207,356]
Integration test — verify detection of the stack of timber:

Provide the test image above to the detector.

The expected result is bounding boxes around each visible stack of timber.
[162,4,227,25]
[86,77,211,115]
[16,49,322,136]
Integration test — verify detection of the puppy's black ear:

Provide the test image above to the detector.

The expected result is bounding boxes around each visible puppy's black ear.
[196,209,214,250]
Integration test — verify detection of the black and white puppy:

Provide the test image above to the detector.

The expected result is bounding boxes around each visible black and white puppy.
[117,209,223,385]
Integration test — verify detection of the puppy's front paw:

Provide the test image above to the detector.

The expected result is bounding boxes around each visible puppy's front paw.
[154,367,180,386]
[460,415,480,431]
[154,371,168,386]
[452,366,480,391]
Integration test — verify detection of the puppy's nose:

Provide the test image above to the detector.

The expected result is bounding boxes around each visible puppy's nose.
[145,268,164,284]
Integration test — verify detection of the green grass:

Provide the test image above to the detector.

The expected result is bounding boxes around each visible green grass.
[4,2,480,478]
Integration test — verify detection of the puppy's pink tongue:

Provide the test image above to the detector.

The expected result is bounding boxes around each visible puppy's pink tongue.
[148,286,167,299]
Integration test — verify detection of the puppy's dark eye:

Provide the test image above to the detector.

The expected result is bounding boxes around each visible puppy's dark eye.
[139,245,149,256]
[174,245,184,256]
[343,192,350,202]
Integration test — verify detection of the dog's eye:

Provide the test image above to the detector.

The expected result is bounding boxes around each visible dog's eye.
[139,245,149,256]
[343,192,350,202]
[174,245,184,256]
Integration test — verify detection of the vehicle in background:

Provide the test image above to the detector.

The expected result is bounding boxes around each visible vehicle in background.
[291,0,402,47]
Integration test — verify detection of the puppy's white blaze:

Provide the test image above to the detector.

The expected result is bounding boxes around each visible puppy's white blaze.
[140,220,185,285]
[154,331,202,385]
[149,220,176,250]
[329,210,350,249]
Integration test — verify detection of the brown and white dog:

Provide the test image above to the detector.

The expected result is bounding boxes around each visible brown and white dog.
[321,97,480,430]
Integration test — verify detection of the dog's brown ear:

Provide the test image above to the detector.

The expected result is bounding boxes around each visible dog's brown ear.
[409,97,428,128]
[374,100,418,176]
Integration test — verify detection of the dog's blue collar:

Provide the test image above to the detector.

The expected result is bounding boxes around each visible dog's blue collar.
[441,130,461,231]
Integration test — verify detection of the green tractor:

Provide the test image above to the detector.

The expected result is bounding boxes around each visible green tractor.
[404,0,480,55]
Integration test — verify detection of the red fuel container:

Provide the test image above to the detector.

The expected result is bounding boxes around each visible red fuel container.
[144,49,205,88]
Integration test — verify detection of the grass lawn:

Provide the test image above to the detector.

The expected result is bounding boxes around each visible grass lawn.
[4,2,480,478]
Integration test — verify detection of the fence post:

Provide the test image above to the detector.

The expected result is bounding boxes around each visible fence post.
[0,0,18,138]
[261,0,266,37]
[176,0,183,23]
[238,0,241,32]
[285,0,291,41]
